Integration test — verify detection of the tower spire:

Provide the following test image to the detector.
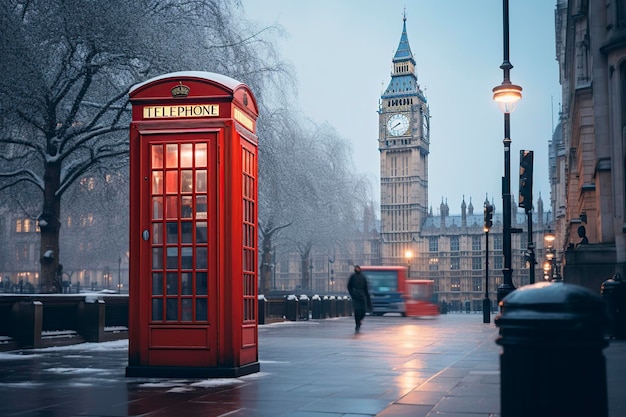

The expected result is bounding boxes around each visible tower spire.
[393,13,414,64]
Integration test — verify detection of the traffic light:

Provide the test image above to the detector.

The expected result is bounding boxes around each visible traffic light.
[484,204,494,231]
[519,150,534,211]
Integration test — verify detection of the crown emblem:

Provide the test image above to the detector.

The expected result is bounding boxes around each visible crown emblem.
[171,82,190,98]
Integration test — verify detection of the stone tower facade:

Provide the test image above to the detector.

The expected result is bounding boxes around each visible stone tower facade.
[378,15,430,269]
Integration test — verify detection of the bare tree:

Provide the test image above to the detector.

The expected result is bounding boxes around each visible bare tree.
[258,111,373,292]
[0,0,292,292]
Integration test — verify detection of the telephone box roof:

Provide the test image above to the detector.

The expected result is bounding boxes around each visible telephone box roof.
[130,71,243,94]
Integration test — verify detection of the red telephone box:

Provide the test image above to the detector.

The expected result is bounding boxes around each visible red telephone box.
[126,72,259,378]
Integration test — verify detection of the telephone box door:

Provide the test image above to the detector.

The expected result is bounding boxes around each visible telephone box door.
[140,133,218,367]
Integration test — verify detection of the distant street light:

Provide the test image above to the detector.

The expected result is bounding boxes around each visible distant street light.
[544,229,559,281]
[405,250,413,279]
[494,0,522,303]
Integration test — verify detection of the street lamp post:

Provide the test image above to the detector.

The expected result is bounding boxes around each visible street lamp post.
[118,256,122,293]
[405,250,413,279]
[483,203,493,323]
[309,257,314,292]
[493,0,522,303]
[327,252,335,293]
[484,227,491,323]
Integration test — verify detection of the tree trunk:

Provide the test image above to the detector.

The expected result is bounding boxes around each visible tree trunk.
[260,233,273,294]
[300,250,311,291]
[39,160,62,293]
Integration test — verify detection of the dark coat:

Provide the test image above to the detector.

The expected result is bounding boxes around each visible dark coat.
[347,271,372,311]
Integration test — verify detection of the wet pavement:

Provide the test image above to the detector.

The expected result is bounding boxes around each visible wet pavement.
[0,314,624,417]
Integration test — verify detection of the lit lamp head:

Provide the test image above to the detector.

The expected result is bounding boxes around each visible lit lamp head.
[544,229,556,249]
[543,261,552,279]
[405,250,413,262]
[492,82,523,113]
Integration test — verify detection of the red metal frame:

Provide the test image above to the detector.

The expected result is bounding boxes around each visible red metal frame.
[126,72,258,378]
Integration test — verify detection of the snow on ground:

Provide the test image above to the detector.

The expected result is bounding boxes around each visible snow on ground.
[0,338,275,390]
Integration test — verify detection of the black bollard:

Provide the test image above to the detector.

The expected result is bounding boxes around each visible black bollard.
[257,295,267,325]
[298,294,310,321]
[321,296,330,319]
[310,295,322,319]
[329,296,337,317]
[601,273,626,339]
[495,281,609,417]
[285,295,298,321]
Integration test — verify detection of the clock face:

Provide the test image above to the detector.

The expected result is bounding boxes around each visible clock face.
[387,114,409,136]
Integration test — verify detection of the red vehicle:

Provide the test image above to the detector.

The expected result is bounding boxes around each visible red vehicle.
[404,279,439,317]
[359,266,407,316]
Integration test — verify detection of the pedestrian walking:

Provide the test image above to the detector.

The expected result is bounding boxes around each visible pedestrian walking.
[347,265,372,332]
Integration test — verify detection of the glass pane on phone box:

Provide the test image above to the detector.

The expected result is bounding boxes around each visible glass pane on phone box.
[152,272,163,295]
[181,273,192,295]
[152,171,163,194]
[196,273,207,295]
[196,299,207,321]
[166,144,178,168]
[180,144,193,168]
[151,144,163,168]
[181,247,193,269]
[152,298,163,321]
[181,222,193,243]
[166,247,178,269]
[166,298,178,321]
[152,248,163,269]
[166,222,178,244]
[166,272,178,295]
[196,247,207,269]
[181,298,193,321]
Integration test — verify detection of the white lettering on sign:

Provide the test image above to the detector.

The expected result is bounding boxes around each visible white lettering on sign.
[143,104,219,119]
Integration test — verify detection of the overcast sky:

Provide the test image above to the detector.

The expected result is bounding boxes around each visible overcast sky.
[241,1,561,216]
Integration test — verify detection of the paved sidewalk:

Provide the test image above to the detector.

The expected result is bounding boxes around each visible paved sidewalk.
[0,314,624,416]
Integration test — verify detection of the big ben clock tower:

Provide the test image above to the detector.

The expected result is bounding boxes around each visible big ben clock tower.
[379,14,430,268]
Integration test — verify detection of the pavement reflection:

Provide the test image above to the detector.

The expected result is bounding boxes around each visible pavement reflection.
[0,314,501,416]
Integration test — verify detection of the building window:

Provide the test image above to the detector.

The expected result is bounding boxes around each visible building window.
[494,256,503,270]
[473,277,482,292]
[451,257,460,270]
[450,236,459,252]
[472,257,482,270]
[472,235,481,251]
[451,277,461,291]
[15,244,33,262]
[15,218,38,233]
[429,258,439,270]
[429,237,438,252]
[493,235,502,251]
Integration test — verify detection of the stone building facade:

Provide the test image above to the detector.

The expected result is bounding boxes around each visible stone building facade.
[554,0,626,292]
[378,15,430,267]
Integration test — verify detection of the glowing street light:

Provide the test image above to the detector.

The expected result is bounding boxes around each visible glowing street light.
[494,0,523,303]
[405,250,413,279]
